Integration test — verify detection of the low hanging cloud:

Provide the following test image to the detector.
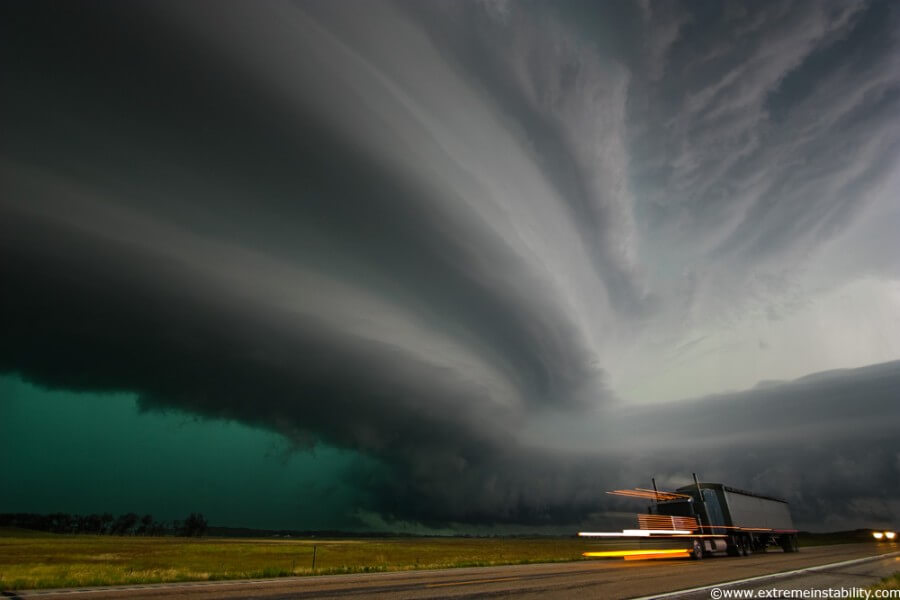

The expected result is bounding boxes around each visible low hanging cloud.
[1,0,899,529]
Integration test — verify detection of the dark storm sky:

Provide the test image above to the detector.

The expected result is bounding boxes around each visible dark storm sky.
[1,0,898,531]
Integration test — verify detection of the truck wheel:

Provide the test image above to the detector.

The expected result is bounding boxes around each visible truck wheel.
[691,541,704,560]
[781,535,798,553]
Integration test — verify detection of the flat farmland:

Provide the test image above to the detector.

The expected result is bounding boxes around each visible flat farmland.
[0,529,589,590]
[0,528,871,591]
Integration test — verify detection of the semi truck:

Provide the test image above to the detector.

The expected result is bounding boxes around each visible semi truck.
[579,475,799,560]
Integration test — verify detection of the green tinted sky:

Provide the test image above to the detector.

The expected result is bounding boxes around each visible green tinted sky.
[0,375,374,530]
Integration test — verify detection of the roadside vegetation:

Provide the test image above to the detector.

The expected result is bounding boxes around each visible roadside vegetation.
[870,573,900,591]
[797,530,887,547]
[0,525,881,591]
[0,528,588,590]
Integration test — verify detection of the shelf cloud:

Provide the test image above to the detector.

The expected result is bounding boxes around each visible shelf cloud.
[1,0,898,529]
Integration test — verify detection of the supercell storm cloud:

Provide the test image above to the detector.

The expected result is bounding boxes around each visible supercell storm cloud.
[1,1,899,530]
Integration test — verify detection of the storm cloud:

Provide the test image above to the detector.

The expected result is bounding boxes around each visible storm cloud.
[1,0,899,530]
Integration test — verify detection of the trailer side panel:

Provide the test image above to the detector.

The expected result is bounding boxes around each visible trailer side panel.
[722,489,794,530]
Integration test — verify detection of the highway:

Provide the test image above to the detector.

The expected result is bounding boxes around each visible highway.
[7,544,898,599]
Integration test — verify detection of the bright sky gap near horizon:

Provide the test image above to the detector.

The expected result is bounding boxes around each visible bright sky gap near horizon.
[1,1,898,533]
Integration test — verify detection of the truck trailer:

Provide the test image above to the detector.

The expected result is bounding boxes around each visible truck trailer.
[579,475,799,560]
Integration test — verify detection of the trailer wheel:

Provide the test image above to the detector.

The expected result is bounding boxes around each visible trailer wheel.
[781,534,798,553]
[690,541,704,560]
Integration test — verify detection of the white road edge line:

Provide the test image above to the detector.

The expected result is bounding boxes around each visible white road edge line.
[630,551,900,600]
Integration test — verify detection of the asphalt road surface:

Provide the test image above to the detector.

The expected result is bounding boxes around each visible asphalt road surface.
[7,544,898,600]
[663,549,900,600]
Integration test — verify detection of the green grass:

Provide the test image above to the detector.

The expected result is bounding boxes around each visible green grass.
[870,572,900,591]
[2,527,885,591]
[0,528,589,590]
[798,530,887,547]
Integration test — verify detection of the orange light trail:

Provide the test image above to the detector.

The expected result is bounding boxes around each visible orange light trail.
[607,489,690,501]
[583,549,691,560]
[638,515,698,531]
[695,525,774,531]
[634,488,692,498]
[625,552,689,561]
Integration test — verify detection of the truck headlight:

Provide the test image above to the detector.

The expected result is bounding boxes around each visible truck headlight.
[885,531,896,540]
[873,532,884,539]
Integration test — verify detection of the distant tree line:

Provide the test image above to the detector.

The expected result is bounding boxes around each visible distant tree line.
[0,512,208,537]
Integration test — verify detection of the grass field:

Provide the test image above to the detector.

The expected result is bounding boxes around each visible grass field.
[0,528,590,590]
[0,527,878,590]
[871,572,900,591]
[797,530,887,547]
